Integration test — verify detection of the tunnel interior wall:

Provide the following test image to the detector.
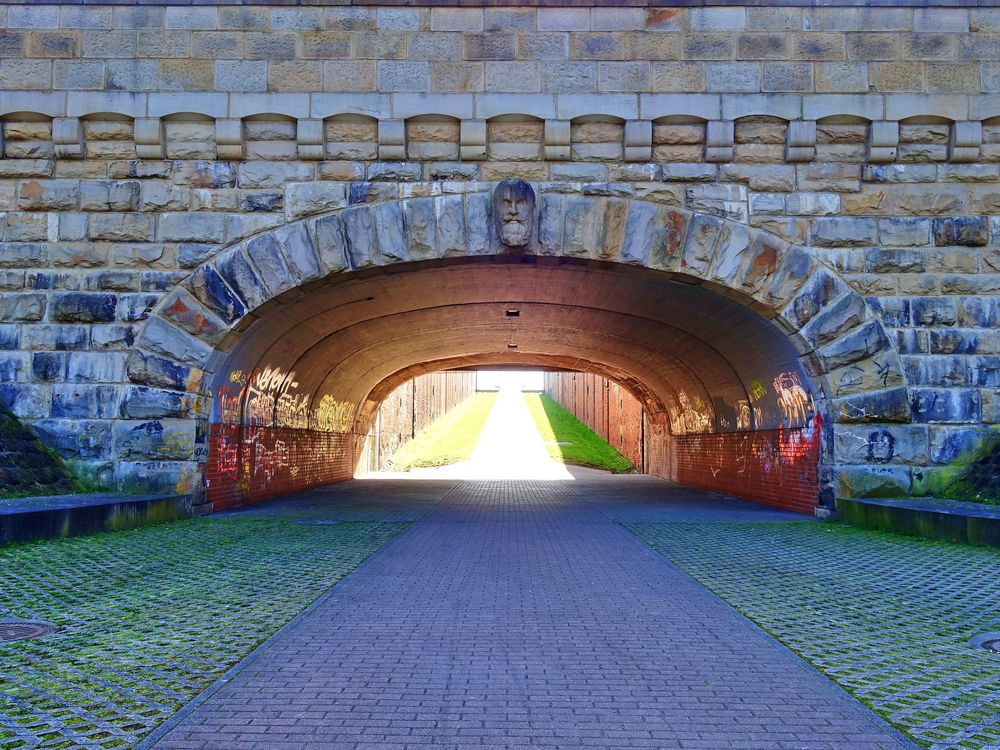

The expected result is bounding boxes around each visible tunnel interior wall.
[205,424,352,511]
[544,372,821,514]
[358,371,478,473]
[206,370,476,508]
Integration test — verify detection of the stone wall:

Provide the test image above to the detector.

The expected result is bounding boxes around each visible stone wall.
[0,3,997,509]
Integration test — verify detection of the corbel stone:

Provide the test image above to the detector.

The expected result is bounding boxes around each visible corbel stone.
[624,120,652,162]
[785,120,816,163]
[949,121,982,164]
[867,121,898,163]
[460,119,486,161]
[378,119,406,161]
[705,120,734,163]
[297,118,324,161]
[134,118,164,160]
[544,119,570,161]
[216,118,244,161]
[53,117,84,159]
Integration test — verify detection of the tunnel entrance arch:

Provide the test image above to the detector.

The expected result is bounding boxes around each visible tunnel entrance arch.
[125,186,909,514]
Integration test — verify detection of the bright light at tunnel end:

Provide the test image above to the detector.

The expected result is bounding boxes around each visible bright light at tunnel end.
[477,370,544,392]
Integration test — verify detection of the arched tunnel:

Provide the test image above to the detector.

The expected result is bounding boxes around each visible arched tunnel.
[204,256,827,514]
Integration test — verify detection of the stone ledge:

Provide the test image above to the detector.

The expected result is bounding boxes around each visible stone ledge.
[837,495,1000,547]
[0,492,193,546]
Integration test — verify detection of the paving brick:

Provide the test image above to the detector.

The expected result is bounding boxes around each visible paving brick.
[151,478,914,750]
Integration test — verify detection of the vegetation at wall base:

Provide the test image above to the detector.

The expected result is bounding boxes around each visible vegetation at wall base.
[525,393,634,474]
[389,392,497,471]
[0,408,79,500]
[930,430,1000,505]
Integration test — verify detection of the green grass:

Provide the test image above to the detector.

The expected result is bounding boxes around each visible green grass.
[524,393,634,473]
[0,515,407,749]
[389,392,497,471]
[625,520,1000,750]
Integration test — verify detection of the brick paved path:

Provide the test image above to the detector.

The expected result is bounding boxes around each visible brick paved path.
[148,478,915,750]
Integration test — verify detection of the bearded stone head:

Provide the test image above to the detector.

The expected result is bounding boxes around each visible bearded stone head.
[492,179,535,248]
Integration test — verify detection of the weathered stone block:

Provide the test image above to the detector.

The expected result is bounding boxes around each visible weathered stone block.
[931,216,989,247]
[49,293,116,323]
[801,293,868,348]
[817,320,889,371]
[89,213,154,242]
[833,385,912,426]
[834,424,929,465]
[79,180,140,212]
[836,465,912,498]
[798,163,861,193]
[33,418,111,460]
[17,179,79,210]
[114,419,195,460]
[910,387,981,423]
[904,354,971,387]
[686,183,747,223]
[877,217,931,247]
[809,217,877,247]
[158,213,226,243]
[911,297,958,326]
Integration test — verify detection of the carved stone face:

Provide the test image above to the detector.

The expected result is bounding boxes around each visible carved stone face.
[493,180,535,247]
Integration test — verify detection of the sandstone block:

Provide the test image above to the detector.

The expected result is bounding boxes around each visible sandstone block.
[910,387,980,423]
[932,216,988,246]
[912,296,958,326]
[88,214,154,242]
[810,217,877,247]
[798,163,861,192]
[159,213,226,243]
[17,179,79,210]
[4,214,48,243]
[0,294,45,322]
[686,183,747,223]
[285,181,349,220]
[114,419,195,461]
[79,181,140,212]
[186,266,247,325]
[833,424,929,465]
[117,293,160,322]
[214,247,269,310]
[32,419,110,460]
[570,33,625,61]
[120,386,201,420]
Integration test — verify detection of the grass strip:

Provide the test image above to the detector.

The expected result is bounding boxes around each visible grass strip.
[524,393,634,473]
[389,392,497,470]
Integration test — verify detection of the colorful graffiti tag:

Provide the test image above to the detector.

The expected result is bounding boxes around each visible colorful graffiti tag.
[213,365,355,433]
[206,365,357,508]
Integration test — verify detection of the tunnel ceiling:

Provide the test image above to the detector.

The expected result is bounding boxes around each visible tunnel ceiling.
[209,259,817,436]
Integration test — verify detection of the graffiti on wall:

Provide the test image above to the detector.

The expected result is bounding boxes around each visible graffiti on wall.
[670,390,713,435]
[206,423,351,509]
[212,364,355,433]
[773,371,814,428]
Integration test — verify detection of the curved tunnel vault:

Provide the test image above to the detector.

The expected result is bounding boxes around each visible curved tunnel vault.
[203,258,826,513]
[211,260,814,437]
[127,190,910,515]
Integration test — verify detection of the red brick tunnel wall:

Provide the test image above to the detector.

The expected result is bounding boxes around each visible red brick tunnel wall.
[543,372,820,514]
[205,371,477,509]
[205,424,353,511]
